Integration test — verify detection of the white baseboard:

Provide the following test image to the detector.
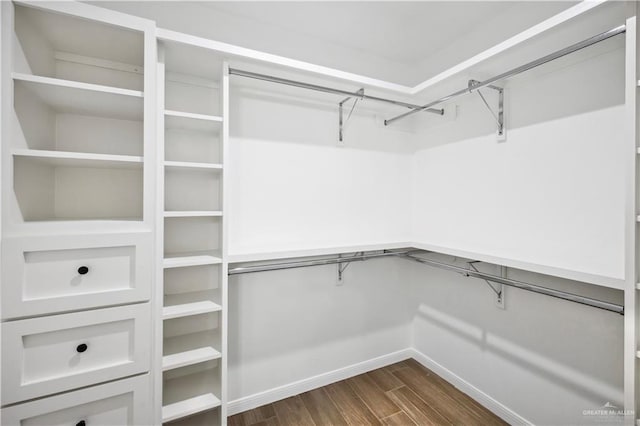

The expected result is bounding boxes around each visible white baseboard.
[228,347,530,425]
[227,348,413,416]
[410,348,532,425]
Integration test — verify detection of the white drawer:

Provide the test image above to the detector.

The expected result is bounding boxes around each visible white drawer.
[2,303,151,404]
[2,232,151,319]
[1,374,152,426]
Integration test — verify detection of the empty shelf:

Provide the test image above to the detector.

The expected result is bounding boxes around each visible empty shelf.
[164,161,223,170]
[164,211,222,218]
[163,347,221,371]
[162,393,221,423]
[163,252,222,268]
[162,301,222,320]
[165,109,222,122]
[165,109,223,133]
[13,149,143,169]
[14,73,143,120]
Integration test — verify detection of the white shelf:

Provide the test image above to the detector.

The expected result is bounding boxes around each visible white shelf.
[163,252,222,268]
[165,109,223,132]
[163,347,221,371]
[164,211,222,218]
[228,242,412,263]
[162,301,222,320]
[164,161,223,170]
[13,73,143,120]
[13,149,143,169]
[162,393,221,423]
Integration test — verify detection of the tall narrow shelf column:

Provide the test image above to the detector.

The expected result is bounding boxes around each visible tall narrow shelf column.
[156,35,228,425]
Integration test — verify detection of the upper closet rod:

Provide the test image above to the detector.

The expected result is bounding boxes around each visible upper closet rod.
[384,24,626,125]
[228,68,444,115]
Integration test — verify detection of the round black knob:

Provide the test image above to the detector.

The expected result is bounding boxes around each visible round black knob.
[76,343,88,353]
[76,421,86,426]
[78,266,89,275]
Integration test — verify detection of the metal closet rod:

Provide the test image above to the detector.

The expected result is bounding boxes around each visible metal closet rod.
[227,250,623,315]
[384,24,627,126]
[228,68,444,115]
[400,253,624,315]
[228,250,408,275]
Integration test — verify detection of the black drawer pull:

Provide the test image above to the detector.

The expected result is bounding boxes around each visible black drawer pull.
[76,421,86,426]
[77,266,89,275]
[76,343,88,353]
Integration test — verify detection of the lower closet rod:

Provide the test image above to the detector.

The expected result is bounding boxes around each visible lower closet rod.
[228,250,408,275]
[400,253,624,315]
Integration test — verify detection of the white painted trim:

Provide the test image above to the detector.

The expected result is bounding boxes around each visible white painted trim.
[410,0,610,94]
[410,348,533,426]
[227,348,413,415]
[157,28,413,94]
[158,1,608,96]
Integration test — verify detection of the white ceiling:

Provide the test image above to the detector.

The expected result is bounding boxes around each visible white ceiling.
[92,1,580,86]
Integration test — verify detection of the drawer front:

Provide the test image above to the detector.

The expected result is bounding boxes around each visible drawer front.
[2,303,151,404]
[2,232,152,319]
[1,374,152,426]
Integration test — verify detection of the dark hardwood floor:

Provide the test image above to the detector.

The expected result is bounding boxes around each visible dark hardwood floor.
[228,359,508,426]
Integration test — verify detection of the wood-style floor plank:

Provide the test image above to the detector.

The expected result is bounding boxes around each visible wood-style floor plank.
[250,417,281,426]
[367,367,403,392]
[346,373,401,419]
[271,395,316,426]
[401,360,507,425]
[392,366,492,425]
[299,388,348,426]
[242,403,277,425]
[387,386,452,426]
[324,380,382,426]
[381,411,418,426]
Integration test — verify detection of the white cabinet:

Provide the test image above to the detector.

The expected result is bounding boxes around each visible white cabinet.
[2,303,151,404]
[2,233,152,319]
[1,374,151,426]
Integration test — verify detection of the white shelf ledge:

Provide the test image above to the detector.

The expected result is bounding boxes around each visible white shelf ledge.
[164,211,222,218]
[162,393,221,423]
[164,161,223,170]
[13,149,143,169]
[162,301,222,320]
[163,252,222,268]
[13,73,143,120]
[165,109,223,132]
[228,242,412,263]
[162,347,221,371]
[165,109,222,122]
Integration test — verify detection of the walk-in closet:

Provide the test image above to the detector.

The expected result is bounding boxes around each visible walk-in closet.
[0,1,637,425]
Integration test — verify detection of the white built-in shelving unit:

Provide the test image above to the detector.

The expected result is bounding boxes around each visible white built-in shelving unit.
[156,33,228,425]
[0,1,156,425]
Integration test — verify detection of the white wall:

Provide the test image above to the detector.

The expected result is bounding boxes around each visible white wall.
[407,8,627,425]
[228,88,414,255]
[411,35,626,281]
[228,257,413,401]
[408,257,624,425]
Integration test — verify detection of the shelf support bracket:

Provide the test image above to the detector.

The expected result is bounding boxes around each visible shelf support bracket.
[339,89,364,143]
[469,79,505,141]
[467,261,504,306]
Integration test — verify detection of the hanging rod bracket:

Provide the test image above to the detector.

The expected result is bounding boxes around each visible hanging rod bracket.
[339,89,364,143]
[469,79,505,141]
